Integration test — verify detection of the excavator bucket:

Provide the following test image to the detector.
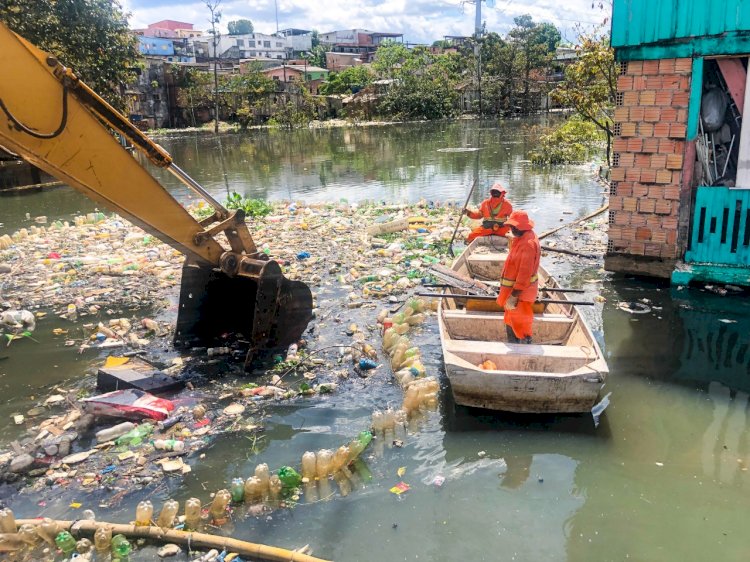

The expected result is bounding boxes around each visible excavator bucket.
[174,259,313,366]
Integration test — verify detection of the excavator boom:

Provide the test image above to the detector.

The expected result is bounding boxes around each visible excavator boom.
[0,22,312,363]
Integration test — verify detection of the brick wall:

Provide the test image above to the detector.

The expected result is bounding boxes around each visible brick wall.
[607,57,693,262]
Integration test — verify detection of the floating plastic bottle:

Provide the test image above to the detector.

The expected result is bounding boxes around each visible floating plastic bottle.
[82,509,96,521]
[184,498,202,530]
[154,439,185,452]
[135,500,153,526]
[0,507,15,533]
[403,306,415,319]
[394,323,410,335]
[407,313,426,326]
[277,466,302,488]
[94,526,112,552]
[382,409,396,431]
[268,475,283,501]
[230,478,245,502]
[76,538,93,554]
[371,410,385,432]
[301,451,317,481]
[156,500,179,528]
[115,422,153,447]
[36,518,59,545]
[55,531,77,555]
[403,385,421,413]
[316,449,333,479]
[255,463,270,494]
[332,445,350,473]
[111,534,132,557]
[209,490,231,524]
[392,312,406,324]
[243,476,262,503]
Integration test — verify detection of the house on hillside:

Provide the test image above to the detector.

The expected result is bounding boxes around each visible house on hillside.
[134,20,203,39]
[263,64,329,95]
[319,29,404,64]
[607,0,750,287]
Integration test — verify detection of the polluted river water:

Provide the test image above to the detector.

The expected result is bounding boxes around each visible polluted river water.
[0,118,749,561]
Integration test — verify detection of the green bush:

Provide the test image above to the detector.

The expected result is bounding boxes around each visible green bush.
[530,117,604,165]
[225,192,273,217]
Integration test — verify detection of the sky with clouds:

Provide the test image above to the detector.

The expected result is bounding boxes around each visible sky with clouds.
[123,0,611,46]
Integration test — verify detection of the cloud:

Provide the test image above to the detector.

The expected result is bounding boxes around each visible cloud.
[123,0,609,44]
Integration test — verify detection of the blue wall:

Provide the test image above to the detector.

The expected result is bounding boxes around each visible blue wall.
[138,36,175,57]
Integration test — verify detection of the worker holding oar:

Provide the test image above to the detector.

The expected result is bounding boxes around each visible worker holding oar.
[497,210,541,344]
[463,183,513,242]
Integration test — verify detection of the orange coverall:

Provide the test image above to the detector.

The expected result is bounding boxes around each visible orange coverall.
[496,229,541,340]
[466,197,513,242]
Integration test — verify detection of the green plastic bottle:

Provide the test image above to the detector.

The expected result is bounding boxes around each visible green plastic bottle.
[111,534,131,557]
[357,430,373,448]
[277,466,302,488]
[115,423,154,447]
[55,531,77,555]
[230,477,245,502]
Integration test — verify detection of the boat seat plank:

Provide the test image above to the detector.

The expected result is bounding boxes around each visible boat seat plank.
[442,310,574,343]
[445,339,591,359]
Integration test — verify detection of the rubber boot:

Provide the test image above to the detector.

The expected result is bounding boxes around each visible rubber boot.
[505,325,519,344]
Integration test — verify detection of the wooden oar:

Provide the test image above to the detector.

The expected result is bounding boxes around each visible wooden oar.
[448,175,479,257]
[423,284,585,294]
[415,292,594,306]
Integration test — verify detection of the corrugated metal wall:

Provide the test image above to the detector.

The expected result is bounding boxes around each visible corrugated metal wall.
[612,0,750,48]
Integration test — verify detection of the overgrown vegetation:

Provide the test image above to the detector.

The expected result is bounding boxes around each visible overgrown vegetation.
[551,28,616,164]
[225,192,274,217]
[529,117,605,164]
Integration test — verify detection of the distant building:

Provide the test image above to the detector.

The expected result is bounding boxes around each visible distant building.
[137,36,194,62]
[276,29,313,55]
[263,64,329,95]
[319,29,404,64]
[193,32,296,62]
[136,20,203,39]
[325,52,364,72]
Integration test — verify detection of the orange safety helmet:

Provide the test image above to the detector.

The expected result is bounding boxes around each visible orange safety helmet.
[504,210,534,231]
[489,183,507,196]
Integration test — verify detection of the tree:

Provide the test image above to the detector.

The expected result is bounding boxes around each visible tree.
[508,15,560,114]
[319,66,374,95]
[0,0,139,111]
[311,29,320,48]
[227,19,253,35]
[269,86,322,129]
[375,46,459,120]
[205,0,221,133]
[223,64,275,129]
[551,29,616,164]
[308,43,330,68]
[171,66,213,126]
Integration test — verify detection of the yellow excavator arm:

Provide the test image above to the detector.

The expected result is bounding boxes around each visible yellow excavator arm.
[0,22,312,363]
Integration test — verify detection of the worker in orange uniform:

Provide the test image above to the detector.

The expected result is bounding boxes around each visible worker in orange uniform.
[496,210,540,344]
[463,183,513,242]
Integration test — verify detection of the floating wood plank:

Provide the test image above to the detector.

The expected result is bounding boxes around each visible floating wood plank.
[428,263,494,295]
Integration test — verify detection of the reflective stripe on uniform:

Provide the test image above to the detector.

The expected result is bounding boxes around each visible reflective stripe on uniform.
[501,273,538,287]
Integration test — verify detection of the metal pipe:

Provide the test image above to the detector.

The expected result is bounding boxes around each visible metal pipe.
[722,134,736,178]
[167,163,228,216]
[416,293,594,306]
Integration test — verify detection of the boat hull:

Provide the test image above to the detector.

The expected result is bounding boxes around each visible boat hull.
[437,237,608,414]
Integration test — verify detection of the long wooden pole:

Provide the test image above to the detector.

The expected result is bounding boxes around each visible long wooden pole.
[14,519,331,562]
[538,203,609,241]
[448,175,480,257]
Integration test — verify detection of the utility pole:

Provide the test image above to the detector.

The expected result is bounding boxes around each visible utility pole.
[474,0,482,117]
[275,0,279,34]
[206,0,222,134]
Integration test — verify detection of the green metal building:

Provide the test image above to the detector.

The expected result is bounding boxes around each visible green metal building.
[607,0,750,286]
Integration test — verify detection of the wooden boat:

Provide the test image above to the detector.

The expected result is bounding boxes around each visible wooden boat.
[437,236,608,414]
